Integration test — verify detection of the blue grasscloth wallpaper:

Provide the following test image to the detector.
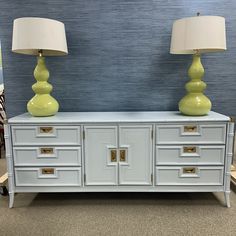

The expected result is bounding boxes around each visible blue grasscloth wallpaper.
[0,0,236,118]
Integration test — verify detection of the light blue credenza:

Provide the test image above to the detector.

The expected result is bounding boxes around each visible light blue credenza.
[4,111,235,208]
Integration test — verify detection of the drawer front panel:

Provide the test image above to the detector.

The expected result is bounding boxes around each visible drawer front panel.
[13,147,81,166]
[155,166,224,186]
[156,124,226,144]
[15,167,82,186]
[12,126,81,146]
[156,145,225,165]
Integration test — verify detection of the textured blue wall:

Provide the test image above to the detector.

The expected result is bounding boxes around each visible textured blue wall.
[0,0,235,118]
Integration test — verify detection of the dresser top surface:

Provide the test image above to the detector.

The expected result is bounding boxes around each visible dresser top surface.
[8,111,230,124]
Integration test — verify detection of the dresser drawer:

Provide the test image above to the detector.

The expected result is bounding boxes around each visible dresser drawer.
[12,126,81,146]
[155,166,224,186]
[13,147,81,166]
[156,145,225,165]
[15,167,82,186]
[156,123,226,144]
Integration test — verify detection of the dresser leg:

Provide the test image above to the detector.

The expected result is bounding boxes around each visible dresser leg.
[224,191,230,208]
[9,192,14,208]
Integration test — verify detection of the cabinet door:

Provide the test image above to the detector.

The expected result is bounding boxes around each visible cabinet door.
[84,126,118,185]
[119,125,153,185]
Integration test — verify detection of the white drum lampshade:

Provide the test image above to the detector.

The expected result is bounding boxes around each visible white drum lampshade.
[12,17,68,56]
[170,16,226,54]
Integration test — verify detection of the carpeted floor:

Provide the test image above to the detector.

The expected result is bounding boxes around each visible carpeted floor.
[1,156,236,235]
[0,191,236,236]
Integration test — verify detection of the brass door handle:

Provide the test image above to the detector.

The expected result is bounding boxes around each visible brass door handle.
[183,167,196,174]
[184,125,197,133]
[40,148,54,155]
[39,127,53,133]
[183,147,196,153]
[110,150,117,162]
[120,150,126,162]
[42,168,55,175]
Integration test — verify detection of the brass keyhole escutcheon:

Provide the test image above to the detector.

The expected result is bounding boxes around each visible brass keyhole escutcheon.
[40,148,54,155]
[184,126,197,133]
[39,127,53,133]
[183,147,196,153]
[42,168,55,175]
[120,150,126,162]
[110,150,117,162]
[183,167,196,174]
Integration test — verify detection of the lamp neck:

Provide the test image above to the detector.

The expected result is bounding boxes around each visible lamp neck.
[188,53,204,81]
[192,53,201,61]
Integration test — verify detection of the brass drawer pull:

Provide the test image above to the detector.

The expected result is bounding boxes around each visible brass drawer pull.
[111,150,117,162]
[40,148,54,155]
[120,150,126,162]
[39,127,53,133]
[42,168,54,175]
[183,147,196,153]
[183,167,196,174]
[184,125,197,133]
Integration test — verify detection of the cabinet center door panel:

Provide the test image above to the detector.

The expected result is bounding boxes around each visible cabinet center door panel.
[84,126,118,185]
[119,125,152,185]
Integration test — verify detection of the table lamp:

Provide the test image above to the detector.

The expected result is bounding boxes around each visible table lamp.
[170,14,226,116]
[12,17,68,117]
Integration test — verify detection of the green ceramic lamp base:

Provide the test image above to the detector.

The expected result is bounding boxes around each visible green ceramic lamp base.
[27,56,59,117]
[179,54,212,116]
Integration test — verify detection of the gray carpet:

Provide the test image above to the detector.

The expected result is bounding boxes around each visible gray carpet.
[1,191,236,236]
[1,156,236,235]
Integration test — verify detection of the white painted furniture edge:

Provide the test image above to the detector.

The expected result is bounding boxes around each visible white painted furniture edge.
[8,111,230,123]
